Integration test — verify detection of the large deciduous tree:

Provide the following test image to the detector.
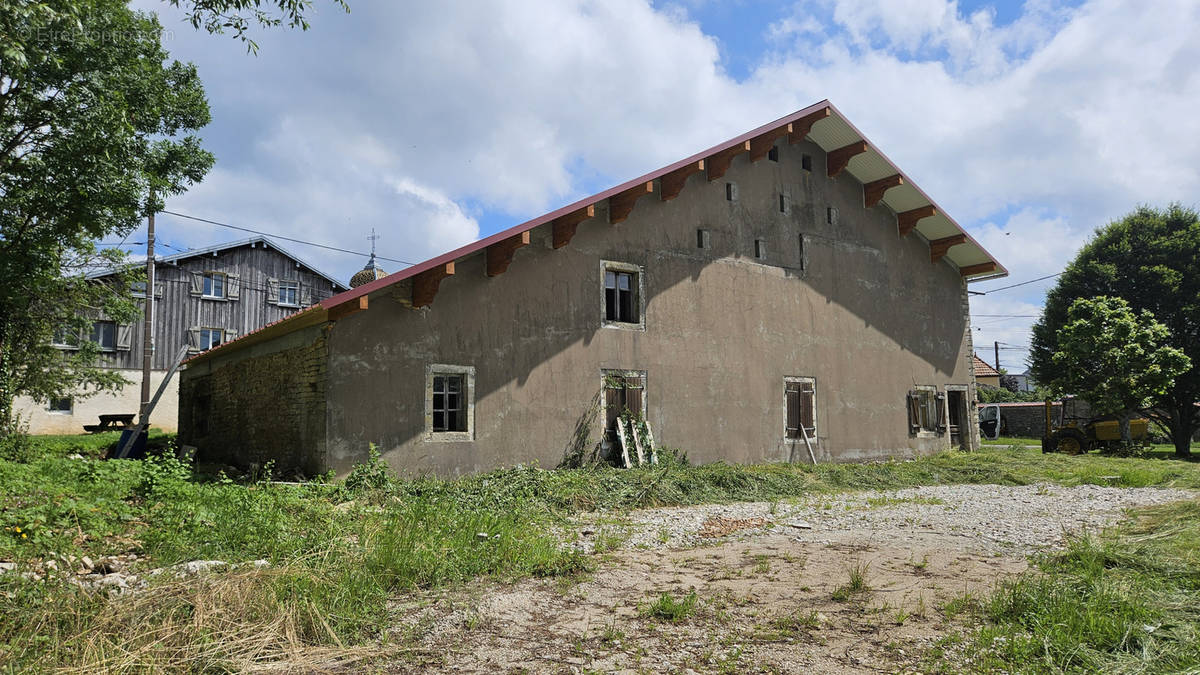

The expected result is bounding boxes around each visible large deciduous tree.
[0,1,213,435]
[1044,297,1189,443]
[1030,205,1200,457]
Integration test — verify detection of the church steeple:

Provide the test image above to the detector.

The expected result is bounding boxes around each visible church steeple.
[350,229,387,288]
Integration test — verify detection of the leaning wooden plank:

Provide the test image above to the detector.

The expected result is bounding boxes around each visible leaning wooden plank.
[629,419,646,466]
[616,422,632,469]
[643,421,658,465]
[799,425,817,465]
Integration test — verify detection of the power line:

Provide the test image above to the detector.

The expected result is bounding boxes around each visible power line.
[971,314,1040,317]
[159,210,418,267]
[977,272,1063,294]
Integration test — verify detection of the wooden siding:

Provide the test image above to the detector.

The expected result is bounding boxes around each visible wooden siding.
[95,242,345,371]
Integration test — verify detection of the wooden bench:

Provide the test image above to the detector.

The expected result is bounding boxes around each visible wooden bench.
[83,414,136,433]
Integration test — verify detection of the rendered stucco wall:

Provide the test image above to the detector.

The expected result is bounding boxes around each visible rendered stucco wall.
[14,370,178,434]
[321,139,978,477]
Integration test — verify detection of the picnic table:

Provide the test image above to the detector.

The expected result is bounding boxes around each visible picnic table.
[83,414,135,433]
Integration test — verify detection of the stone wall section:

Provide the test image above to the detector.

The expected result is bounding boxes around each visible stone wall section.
[178,325,328,475]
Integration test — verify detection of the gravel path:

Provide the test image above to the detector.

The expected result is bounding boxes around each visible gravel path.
[601,483,1195,555]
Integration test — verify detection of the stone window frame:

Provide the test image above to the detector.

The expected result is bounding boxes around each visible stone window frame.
[424,363,476,442]
[600,260,646,332]
[784,376,817,442]
[601,368,648,442]
[944,383,970,446]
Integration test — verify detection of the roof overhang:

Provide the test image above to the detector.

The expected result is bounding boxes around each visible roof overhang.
[188,100,1006,366]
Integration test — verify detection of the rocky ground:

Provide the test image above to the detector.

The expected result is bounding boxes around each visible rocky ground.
[385,483,1194,674]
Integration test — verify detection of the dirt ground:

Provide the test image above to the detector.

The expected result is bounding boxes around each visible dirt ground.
[380,484,1192,674]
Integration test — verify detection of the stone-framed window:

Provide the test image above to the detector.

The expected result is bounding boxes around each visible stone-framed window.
[907,385,945,436]
[602,369,647,441]
[600,260,645,331]
[425,364,476,441]
[785,377,816,440]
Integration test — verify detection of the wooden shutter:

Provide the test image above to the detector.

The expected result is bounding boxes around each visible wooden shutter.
[266,278,280,305]
[224,328,238,342]
[604,386,622,432]
[300,284,313,307]
[800,382,815,435]
[624,378,643,418]
[226,273,240,300]
[115,323,133,351]
[907,392,920,434]
[935,392,947,433]
[187,327,202,353]
[189,273,203,297]
[785,383,801,439]
[153,282,164,298]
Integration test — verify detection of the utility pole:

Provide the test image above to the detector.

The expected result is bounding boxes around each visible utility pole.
[994,340,1001,373]
[139,189,155,424]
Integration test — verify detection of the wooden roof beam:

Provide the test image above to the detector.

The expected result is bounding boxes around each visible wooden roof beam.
[328,295,367,321]
[788,107,830,144]
[551,205,594,249]
[749,127,789,162]
[412,262,455,308]
[609,181,654,224]
[485,231,531,277]
[929,233,967,263]
[897,205,936,236]
[827,140,867,178]
[660,160,705,201]
[959,261,997,277]
[863,174,903,208]
[706,141,751,181]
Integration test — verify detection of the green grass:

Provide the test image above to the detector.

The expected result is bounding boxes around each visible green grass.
[2,435,1200,670]
[947,499,1200,673]
[639,590,698,623]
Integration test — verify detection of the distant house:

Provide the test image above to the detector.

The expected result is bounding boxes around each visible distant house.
[15,237,347,434]
[177,100,1006,477]
[973,354,1002,388]
[1008,370,1037,392]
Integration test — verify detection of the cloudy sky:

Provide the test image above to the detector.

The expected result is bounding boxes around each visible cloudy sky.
[124,0,1200,372]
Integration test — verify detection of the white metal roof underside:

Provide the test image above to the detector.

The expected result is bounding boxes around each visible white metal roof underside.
[806,113,999,279]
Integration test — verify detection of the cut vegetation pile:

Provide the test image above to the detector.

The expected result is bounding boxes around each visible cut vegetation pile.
[1,434,1198,672]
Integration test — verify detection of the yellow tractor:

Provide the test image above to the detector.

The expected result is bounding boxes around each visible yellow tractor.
[1040,397,1149,454]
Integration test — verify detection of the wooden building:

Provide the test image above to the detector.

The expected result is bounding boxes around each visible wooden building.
[16,237,347,433]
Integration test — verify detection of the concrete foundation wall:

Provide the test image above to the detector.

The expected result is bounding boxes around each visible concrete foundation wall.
[178,325,328,474]
[14,370,178,434]
[321,141,977,476]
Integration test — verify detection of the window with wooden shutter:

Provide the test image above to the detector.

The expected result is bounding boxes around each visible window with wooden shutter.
[115,323,133,351]
[907,392,921,435]
[908,388,939,434]
[603,372,646,437]
[266,278,280,305]
[785,378,816,439]
[189,273,203,297]
[935,392,947,434]
[225,273,240,301]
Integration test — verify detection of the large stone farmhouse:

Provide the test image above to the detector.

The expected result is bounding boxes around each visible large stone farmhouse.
[178,101,1006,477]
[15,237,346,434]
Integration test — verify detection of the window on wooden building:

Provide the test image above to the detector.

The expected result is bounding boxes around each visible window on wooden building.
[907,387,945,435]
[199,328,223,351]
[426,364,475,440]
[602,261,643,328]
[89,321,116,351]
[278,281,299,306]
[202,272,226,299]
[785,378,816,440]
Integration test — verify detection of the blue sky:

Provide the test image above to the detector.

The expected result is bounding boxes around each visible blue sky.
[124,0,1200,372]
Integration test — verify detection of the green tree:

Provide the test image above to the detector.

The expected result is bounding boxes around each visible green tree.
[1042,297,1190,443]
[1032,205,1200,456]
[167,0,349,53]
[0,1,214,435]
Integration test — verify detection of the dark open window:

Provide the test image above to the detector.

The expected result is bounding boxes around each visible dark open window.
[604,270,638,323]
[786,380,815,439]
[767,146,779,162]
[432,374,466,432]
[802,154,813,171]
[48,397,72,413]
[89,321,116,350]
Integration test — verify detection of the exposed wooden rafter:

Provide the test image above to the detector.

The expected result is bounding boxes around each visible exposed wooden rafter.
[412,262,455,309]
[863,174,903,208]
[706,141,751,181]
[485,231,531,277]
[827,141,868,178]
[609,182,654,224]
[328,295,367,321]
[897,205,937,236]
[660,161,705,201]
[749,127,789,162]
[959,261,997,277]
[929,233,967,263]
[788,107,830,144]
[551,205,594,249]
